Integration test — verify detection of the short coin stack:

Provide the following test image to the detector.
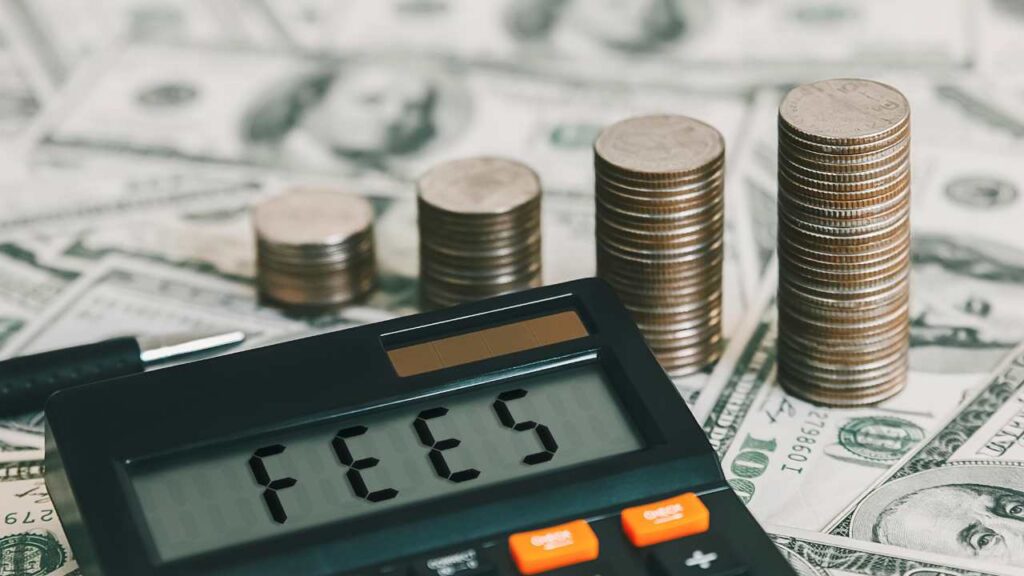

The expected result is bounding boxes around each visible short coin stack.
[253,188,377,309]
[594,115,725,376]
[418,157,542,309]
[777,78,911,406]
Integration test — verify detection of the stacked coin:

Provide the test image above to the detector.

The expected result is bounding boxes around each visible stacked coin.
[777,78,911,406]
[253,188,377,309]
[418,157,542,309]
[594,115,725,376]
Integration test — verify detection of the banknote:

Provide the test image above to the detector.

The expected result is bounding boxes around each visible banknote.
[32,45,749,193]
[258,0,972,72]
[1,255,309,358]
[0,478,78,576]
[692,263,983,530]
[0,23,42,139]
[0,414,42,464]
[827,341,1024,568]
[0,169,265,238]
[977,0,1024,75]
[769,525,1017,576]
[1,0,283,85]
[0,242,76,314]
[695,143,1024,528]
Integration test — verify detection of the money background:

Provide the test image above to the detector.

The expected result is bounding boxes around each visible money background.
[2,1,1024,575]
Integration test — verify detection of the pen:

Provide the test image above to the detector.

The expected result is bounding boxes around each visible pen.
[0,331,246,417]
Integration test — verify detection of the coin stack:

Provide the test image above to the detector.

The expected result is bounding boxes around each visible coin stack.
[777,78,911,406]
[417,157,542,309]
[253,188,377,309]
[594,115,725,376]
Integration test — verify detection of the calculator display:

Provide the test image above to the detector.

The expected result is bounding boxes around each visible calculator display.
[129,363,642,561]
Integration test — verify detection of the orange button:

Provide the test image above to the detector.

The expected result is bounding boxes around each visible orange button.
[620,492,710,547]
[508,520,599,575]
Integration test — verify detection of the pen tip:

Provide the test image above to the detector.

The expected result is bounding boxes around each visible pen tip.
[138,330,247,364]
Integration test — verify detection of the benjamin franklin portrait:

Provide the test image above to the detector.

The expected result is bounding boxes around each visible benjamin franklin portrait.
[504,0,709,53]
[240,60,469,172]
[851,466,1024,567]
[910,233,1024,374]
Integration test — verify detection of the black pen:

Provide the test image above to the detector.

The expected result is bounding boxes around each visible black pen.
[0,331,246,416]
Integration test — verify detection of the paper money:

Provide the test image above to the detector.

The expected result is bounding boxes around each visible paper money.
[259,0,972,72]
[2,256,305,358]
[693,263,981,530]
[827,341,1024,568]
[1,0,283,85]
[0,243,75,315]
[694,143,1024,529]
[0,169,265,237]
[33,45,749,190]
[0,478,77,576]
[0,25,42,140]
[769,525,1017,576]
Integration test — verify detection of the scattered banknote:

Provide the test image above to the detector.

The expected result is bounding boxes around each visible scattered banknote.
[32,45,750,195]
[259,0,973,73]
[694,143,1024,529]
[769,525,1017,576]
[693,264,982,531]
[0,1,1022,575]
[1,0,283,85]
[0,27,40,140]
[0,478,78,576]
[827,341,1024,569]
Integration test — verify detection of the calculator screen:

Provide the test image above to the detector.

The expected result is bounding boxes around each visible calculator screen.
[129,362,643,561]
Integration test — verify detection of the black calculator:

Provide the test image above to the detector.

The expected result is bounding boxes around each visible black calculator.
[45,278,797,576]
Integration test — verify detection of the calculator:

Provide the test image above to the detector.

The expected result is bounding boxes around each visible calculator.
[45,278,797,576]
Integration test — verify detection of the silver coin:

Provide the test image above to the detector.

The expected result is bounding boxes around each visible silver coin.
[779,79,910,144]
[418,157,541,216]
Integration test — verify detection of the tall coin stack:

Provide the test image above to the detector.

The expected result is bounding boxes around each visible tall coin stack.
[418,157,542,309]
[595,115,725,376]
[253,188,377,309]
[777,78,911,406]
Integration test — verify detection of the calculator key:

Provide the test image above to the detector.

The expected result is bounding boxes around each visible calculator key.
[620,493,709,547]
[508,520,599,575]
[412,548,495,576]
[648,534,745,576]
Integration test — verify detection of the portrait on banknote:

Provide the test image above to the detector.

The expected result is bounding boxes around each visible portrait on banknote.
[41,48,471,175]
[850,465,1024,567]
[241,60,469,171]
[910,234,1024,373]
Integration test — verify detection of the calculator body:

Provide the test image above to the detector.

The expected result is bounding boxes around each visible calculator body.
[45,278,796,576]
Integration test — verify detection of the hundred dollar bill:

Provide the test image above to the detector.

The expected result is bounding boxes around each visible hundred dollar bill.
[259,0,971,73]
[0,169,265,238]
[0,242,77,315]
[692,262,982,530]
[32,44,749,196]
[0,24,43,139]
[1,0,284,85]
[769,525,1017,576]
[0,477,78,576]
[1,256,309,358]
[827,341,1024,569]
[977,0,1024,76]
